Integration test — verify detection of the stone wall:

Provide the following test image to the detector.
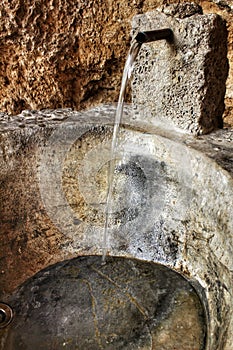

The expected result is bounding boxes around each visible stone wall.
[0,0,232,124]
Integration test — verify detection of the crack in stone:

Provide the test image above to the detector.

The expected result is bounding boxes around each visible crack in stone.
[82,278,104,350]
[91,265,149,319]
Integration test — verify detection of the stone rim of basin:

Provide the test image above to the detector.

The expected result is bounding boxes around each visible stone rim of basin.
[0,104,232,350]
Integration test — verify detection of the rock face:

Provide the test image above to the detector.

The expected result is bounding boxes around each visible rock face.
[132,4,228,134]
[0,0,232,127]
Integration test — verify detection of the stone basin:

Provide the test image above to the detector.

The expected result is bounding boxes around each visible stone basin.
[1,256,207,350]
[0,105,232,349]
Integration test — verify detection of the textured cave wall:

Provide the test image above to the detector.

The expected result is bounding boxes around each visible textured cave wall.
[0,0,232,126]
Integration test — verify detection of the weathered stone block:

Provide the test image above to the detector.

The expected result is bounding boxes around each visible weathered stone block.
[131,3,229,135]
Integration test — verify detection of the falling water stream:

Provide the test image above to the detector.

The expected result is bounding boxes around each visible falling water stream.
[102,40,142,263]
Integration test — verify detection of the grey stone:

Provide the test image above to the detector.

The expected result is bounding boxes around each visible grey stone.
[1,256,206,350]
[0,105,232,349]
[131,4,229,135]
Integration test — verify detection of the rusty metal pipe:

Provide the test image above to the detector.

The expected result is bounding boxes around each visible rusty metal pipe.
[135,29,173,44]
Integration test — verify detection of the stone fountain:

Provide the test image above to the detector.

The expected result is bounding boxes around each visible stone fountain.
[0,3,232,350]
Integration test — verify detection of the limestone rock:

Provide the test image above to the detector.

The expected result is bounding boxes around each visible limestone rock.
[199,0,233,127]
[0,106,232,348]
[131,4,229,134]
[0,1,232,128]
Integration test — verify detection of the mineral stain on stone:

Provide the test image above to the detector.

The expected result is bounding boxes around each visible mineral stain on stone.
[1,256,207,350]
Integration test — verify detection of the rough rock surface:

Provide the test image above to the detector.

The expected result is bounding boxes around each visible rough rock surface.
[132,4,228,134]
[0,1,232,127]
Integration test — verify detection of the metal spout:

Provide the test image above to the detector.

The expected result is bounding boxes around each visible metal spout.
[135,29,173,44]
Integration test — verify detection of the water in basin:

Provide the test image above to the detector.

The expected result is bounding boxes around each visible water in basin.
[1,256,206,350]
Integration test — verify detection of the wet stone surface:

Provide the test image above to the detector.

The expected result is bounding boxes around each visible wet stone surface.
[1,256,206,350]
